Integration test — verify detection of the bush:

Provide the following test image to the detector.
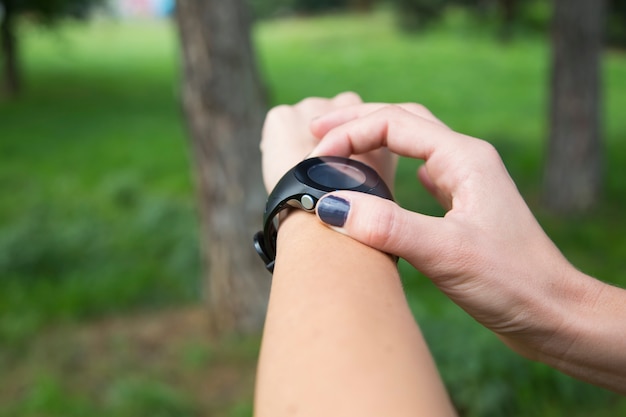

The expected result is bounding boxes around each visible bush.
[608,0,626,47]
[393,0,450,30]
[391,0,549,34]
[248,0,349,20]
[0,188,201,342]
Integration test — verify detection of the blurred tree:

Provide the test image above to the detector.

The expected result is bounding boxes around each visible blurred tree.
[0,0,101,97]
[607,0,626,47]
[248,0,375,20]
[497,0,517,41]
[393,0,448,30]
[293,0,348,13]
[349,0,375,12]
[392,0,520,33]
[544,0,606,213]
[175,0,271,336]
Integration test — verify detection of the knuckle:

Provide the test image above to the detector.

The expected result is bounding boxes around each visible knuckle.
[381,104,407,115]
[470,137,499,158]
[335,91,361,103]
[296,97,325,111]
[472,139,505,170]
[478,139,499,157]
[403,102,429,114]
[265,104,290,121]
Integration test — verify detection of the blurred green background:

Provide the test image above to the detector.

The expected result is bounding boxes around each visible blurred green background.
[1,3,626,416]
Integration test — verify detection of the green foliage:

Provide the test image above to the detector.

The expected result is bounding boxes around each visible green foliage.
[393,0,451,30]
[0,373,198,417]
[608,0,626,47]
[247,0,293,19]
[105,377,197,417]
[294,0,349,13]
[248,0,349,20]
[0,0,102,21]
[390,0,626,47]
[1,374,92,417]
[0,21,200,342]
[0,198,201,346]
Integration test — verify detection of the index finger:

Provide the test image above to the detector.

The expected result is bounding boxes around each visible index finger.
[310,105,461,161]
[310,102,447,140]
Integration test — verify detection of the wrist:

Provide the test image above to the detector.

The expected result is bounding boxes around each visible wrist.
[534,268,600,362]
[275,210,396,275]
[534,271,626,392]
[502,265,607,363]
[495,262,591,361]
[540,269,622,355]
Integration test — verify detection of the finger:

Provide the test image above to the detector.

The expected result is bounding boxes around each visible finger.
[315,191,454,270]
[294,96,339,116]
[311,105,461,160]
[331,91,363,106]
[310,102,447,140]
[292,92,362,119]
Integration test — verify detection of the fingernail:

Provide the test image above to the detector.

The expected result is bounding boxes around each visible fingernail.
[317,195,350,227]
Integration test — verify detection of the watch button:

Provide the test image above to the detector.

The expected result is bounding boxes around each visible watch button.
[300,194,315,210]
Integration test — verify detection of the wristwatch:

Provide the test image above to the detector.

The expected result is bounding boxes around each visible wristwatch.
[253,156,394,273]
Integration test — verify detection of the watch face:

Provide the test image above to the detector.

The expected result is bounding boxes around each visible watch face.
[295,156,380,192]
[307,161,367,189]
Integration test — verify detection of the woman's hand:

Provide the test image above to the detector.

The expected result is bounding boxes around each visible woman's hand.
[309,103,592,359]
[260,92,397,193]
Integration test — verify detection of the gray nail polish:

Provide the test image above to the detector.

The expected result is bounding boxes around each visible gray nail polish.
[317,195,350,227]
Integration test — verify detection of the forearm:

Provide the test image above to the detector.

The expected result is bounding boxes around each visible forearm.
[535,270,626,394]
[254,211,456,417]
[498,263,626,394]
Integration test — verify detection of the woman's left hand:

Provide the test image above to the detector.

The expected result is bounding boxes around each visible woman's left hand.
[260,92,397,193]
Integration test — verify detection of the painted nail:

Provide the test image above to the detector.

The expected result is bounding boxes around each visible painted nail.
[317,195,350,227]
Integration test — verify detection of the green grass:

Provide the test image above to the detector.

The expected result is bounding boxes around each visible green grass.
[2,9,626,417]
[0,20,201,342]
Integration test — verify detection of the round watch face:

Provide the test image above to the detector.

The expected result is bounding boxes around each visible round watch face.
[307,161,367,188]
[294,156,382,192]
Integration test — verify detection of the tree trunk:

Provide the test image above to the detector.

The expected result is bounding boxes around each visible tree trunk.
[348,0,374,12]
[1,0,20,97]
[497,0,517,42]
[543,0,606,214]
[175,0,270,336]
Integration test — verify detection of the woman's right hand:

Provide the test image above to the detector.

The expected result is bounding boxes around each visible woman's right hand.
[309,103,594,359]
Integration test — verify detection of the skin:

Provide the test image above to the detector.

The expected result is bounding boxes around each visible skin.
[254,93,457,417]
[309,101,626,394]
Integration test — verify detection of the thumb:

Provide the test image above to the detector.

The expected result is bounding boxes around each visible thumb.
[315,191,450,269]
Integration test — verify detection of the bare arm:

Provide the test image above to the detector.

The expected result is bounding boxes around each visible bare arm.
[254,94,457,415]
[254,211,457,417]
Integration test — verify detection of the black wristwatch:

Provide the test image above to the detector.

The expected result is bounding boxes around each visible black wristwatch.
[253,156,394,273]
